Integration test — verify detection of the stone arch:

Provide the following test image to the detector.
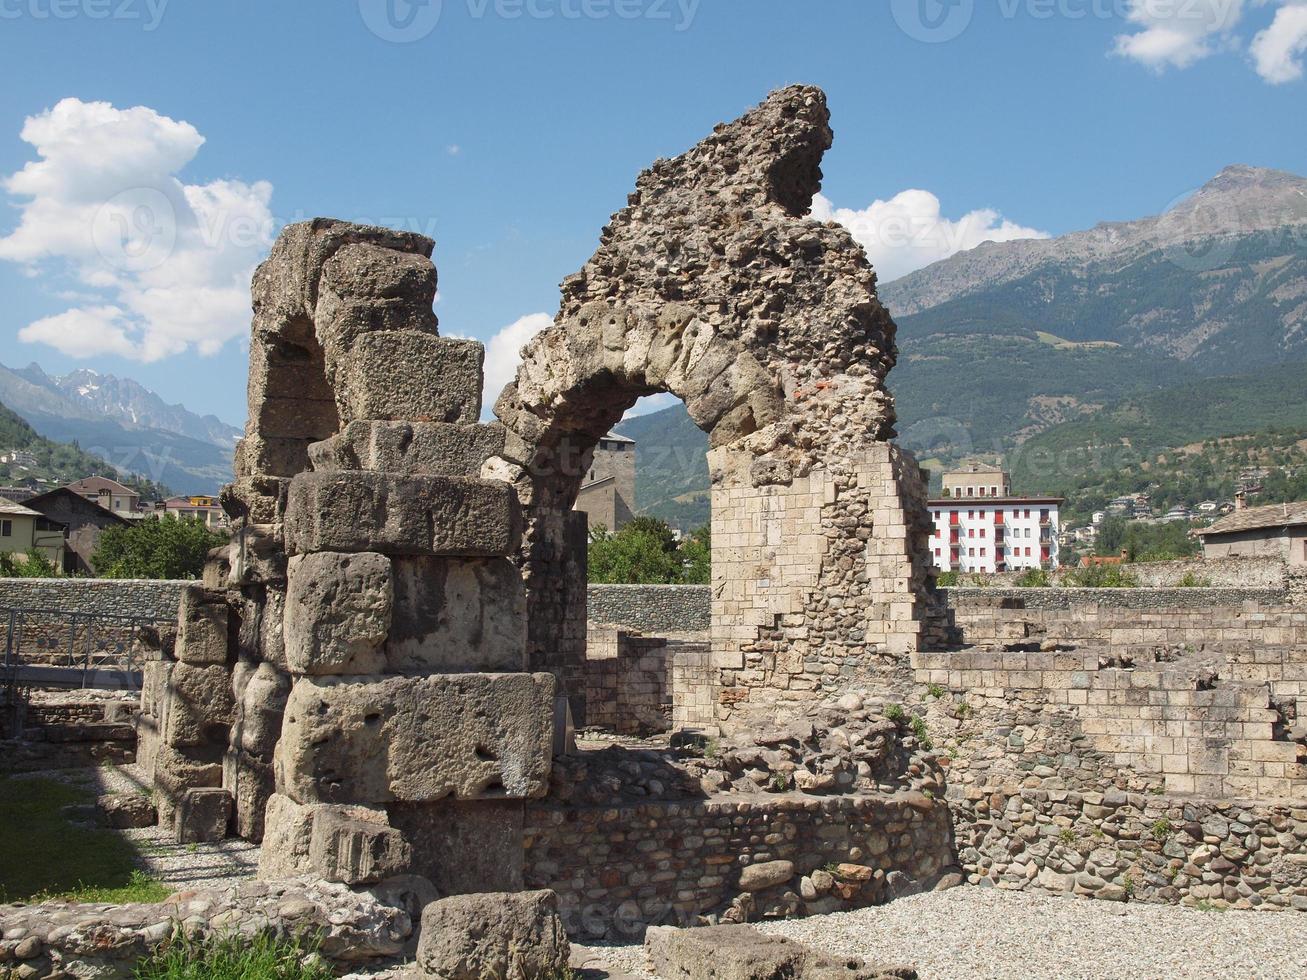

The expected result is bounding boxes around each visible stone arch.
[492,86,940,732]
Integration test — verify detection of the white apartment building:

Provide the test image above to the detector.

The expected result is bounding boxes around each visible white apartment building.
[928,468,1063,573]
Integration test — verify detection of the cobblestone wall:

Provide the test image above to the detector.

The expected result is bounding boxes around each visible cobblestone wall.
[961,556,1288,589]
[587,585,711,633]
[522,791,952,939]
[0,578,187,619]
[944,586,1288,609]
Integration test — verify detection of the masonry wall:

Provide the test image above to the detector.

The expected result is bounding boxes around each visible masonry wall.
[588,585,712,633]
[522,791,952,940]
[0,578,188,619]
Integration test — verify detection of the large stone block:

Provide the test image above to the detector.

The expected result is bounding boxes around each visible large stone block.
[285,552,393,675]
[388,558,527,673]
[284,472,520,557]
[645,925,915,980]
[308,420,505,477]
[175,587,231,666]
[317,243,439,349]
[388,800,524,896]
[416,890,569,980]
[308,807,412,885]
[257,792,392,881]
[276,673,555,804]
[331,332,483,425]
[233,661,291,759]
[222,476,290,525]
[162,663,236,748]
[175,788,232,844]
[225,524,289,587]
[225,748,276,842]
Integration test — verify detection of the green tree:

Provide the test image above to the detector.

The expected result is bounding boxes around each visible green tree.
[680,524,711,585]
[0,550,59,578]
[92,518,225,580]
[587,518,711,585]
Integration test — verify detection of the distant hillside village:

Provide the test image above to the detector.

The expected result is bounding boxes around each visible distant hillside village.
[0,476,227,575]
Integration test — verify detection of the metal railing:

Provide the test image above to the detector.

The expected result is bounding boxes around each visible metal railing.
[1,606,172,693]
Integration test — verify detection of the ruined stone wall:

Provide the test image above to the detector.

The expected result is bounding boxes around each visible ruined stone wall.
[582,627,674,735]
[0,693,136,773]
[952,556,1289,590]
[522,792,952,940]
[0,578,187,619]
[587,585,712,634]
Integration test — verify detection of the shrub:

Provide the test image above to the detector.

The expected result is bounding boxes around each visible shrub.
[926,682,945,699]
[1014,568,1052,588]
[885,703,905,722]
[1064,564,1138,588]
[936,571,959,587]
[134,931,333,980]
[1175,572,1211,588]
[910,715,933,750]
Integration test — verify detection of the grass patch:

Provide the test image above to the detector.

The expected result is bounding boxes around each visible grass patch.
[0,776,167,904]
[135,931,333,980]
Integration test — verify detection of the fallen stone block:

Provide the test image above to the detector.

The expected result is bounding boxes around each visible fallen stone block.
[738,860,795,892]
[175,787,232,844]
[276,672,555,804]
[309,419,506,477]
[175,587,231,666]
[95,792,157,829]
[285,551,393,675]
[284,472,520,557]
[308,807,412,885]
[416,890,569,980]
[388,557,527,673]
[331,331,483,425]
[645,925,917,980]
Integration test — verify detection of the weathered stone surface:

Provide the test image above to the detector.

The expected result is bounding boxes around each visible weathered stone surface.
[317,242,439,350]
[331,332,483,425]
[283,472,520,558]
[309,420,505,477]
[416,890,569,980]
[232,661,291,759]
[162,664,236,748]
[225,524,289,587]
[258,792,391,880]
[389,800,525,896]
[285,552,393,675]
[225,747,276,842]
[95,792,156,829]
[388,557,527,673]
[276,673,556,804]
[739,860,795,892]
[646,925,915,980]
[308,808,412,885]
[175,788,232,843]
[175,587,230,666]
[0,877,414,978]
[221,476,290,525]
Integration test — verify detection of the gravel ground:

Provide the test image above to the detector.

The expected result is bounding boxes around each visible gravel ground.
[575,887,1307,980]
[15,764,259,893]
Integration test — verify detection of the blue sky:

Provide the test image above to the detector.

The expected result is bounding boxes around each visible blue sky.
[0,0,1304,426]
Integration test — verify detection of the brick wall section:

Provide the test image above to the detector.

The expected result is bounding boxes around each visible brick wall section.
[0,578,188,619]
[583,627,674,735]
[522,792,952,940]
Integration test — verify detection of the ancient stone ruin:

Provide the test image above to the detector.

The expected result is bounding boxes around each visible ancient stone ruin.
[131,84,944,891]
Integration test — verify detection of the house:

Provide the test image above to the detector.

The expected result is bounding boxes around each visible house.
[574,433,637,533]
[1198,499,1307,566]
[157,495,229,530]
[928,469,1063,573]
[63,476,141,518]
[21,486,130,574]
[0,498,66,568]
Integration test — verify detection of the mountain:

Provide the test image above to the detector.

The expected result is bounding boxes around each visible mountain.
[615,166,1307,518]
[0,399,167,499]
[614,405,710,532]
[0,362,240,494]
[882,165,1307,466]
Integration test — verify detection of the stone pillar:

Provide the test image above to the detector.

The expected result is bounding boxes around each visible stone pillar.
[252,231,555,895]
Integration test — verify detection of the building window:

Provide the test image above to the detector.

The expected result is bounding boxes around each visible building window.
[980,529,986,538]
[0,520,10,537]
[968,529,974,538]
[980,548,987,556]
[968,548,975,557]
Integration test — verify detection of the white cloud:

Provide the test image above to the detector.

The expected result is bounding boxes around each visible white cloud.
[1113,0,1246,70]
[811,190,1049,283]
[1251,1,1307,81]
[477,312,553,414]
[0,98,274,362]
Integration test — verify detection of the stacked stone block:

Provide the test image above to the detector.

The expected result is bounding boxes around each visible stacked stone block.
[239,224,556,893]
